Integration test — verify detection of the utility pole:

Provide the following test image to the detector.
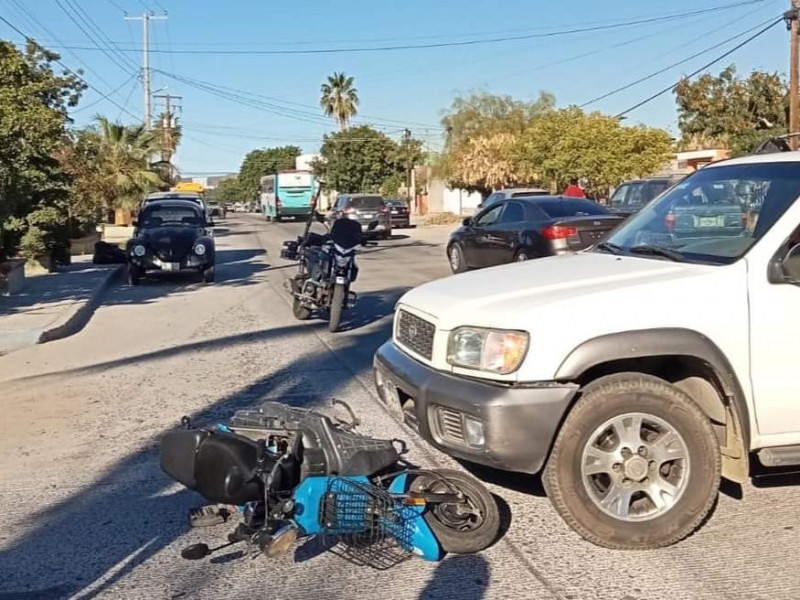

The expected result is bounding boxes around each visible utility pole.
[125,12,167,129]
[403,128,413,211]
[787,2,800,148]
[153,93,182,165]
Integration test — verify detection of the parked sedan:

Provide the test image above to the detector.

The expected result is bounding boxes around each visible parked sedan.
[608,175,684,218]
[385,199,411,228]
[446,196,624,273]
[328,194,392,239]
[127,200,216,285]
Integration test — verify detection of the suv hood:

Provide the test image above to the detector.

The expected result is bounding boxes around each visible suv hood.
[399,252,715,331]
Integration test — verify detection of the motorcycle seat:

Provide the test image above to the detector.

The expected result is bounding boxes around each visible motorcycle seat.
[299,414,400,477]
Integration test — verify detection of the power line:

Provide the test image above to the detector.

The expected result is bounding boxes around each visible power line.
[45,1,768,55]
[488,0,771,84]
[154,69,444,130]
[72,73,139,113]
[63,0,140,72]
[613,16,783,118]
[581,14,782,108]
[5,0,118,92]
[0,13,140,120]
[54,0,135,74]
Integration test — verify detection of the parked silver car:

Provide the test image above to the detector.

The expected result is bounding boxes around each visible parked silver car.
[478,187,550,209]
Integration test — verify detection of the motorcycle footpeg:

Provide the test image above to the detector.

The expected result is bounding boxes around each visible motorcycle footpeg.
[188,505,232,528]
[347,292,358,308]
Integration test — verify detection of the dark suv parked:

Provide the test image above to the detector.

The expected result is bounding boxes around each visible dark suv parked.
[608,175,685,218]
[328,194,393,239]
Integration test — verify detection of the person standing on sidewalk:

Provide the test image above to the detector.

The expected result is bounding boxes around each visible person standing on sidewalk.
[563,178,586,198]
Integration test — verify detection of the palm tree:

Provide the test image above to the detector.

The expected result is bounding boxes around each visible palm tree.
[93,116,165,218]
[320,72,359,130]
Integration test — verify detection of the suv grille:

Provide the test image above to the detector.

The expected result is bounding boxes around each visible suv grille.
[436,407,466,445]
[396,310,435,360]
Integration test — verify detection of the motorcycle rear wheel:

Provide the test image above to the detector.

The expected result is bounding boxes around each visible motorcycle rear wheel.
[410,469,500,554]
[328,283,346,333]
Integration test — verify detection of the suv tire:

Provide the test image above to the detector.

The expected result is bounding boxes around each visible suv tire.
[543,373,720,550]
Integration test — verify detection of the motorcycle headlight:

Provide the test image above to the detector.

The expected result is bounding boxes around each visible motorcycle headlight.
[194,243,206,256]
[335,254,351,267]
[447,327,529,375]
[132,244,146,257]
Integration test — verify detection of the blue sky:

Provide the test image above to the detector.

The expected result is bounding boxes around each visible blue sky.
[0,0,789,175]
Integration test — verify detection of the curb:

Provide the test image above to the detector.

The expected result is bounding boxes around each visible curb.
[0,264,125,353]
[37,264,125,345]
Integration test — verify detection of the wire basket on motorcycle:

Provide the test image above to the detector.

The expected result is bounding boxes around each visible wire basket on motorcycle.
[320,477,417,570]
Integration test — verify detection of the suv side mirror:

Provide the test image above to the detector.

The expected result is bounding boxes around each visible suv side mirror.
[462,217,472,227]
[782,243,800,283]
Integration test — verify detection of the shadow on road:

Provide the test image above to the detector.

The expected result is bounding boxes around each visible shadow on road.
[0,282,435,596]
[458,461,547,499]
[417,555,490,600]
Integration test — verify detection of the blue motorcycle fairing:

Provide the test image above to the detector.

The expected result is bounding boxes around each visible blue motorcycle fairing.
[386,473,442,562]
[293,474,442,562]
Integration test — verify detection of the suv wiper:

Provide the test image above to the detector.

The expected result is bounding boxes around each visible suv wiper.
[628,245,685,262]
[594,242,625,255]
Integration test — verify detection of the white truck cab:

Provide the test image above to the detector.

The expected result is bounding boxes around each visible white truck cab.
[374,151,800,549]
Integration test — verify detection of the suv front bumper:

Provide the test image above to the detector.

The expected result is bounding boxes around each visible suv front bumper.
[373,341,577,474]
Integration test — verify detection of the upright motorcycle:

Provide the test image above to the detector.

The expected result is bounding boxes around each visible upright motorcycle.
[159,400,500,567]
[281,182,369,333]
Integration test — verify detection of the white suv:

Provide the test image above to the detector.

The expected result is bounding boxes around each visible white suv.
[374,150,800,550]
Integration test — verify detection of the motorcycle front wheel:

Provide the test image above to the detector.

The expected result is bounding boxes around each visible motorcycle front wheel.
[410,469,500,554]
[328,283,346,333]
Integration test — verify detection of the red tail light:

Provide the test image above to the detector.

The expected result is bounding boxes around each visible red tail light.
[665,213,675,232]
[541,225,578,240]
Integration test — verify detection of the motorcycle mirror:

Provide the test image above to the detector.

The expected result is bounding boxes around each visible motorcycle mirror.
[181,543,211,560]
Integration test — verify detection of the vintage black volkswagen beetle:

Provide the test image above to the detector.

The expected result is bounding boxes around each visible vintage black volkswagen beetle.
[127,200,215,285]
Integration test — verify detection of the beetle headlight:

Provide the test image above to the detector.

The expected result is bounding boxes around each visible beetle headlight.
[132,244,146,257]
[447,327,529,374]
[194,242,206,256]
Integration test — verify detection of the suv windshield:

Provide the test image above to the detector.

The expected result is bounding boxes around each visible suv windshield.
[140,205,202,227]
[600,162,800,264]
[350,196,384,209]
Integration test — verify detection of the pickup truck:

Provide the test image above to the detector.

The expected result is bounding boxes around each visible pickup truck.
[374,150,800,550]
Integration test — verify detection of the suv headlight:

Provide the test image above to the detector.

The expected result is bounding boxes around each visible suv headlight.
[132,244,146,257]
[194,242,206,255]
[447,327,529,374]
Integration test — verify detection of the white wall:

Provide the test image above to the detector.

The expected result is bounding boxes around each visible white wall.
[442,187,482,215]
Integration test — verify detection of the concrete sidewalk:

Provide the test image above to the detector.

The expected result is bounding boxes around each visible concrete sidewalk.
[0,256,123,354]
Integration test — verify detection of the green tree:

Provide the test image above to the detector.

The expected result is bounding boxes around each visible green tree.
[674,65,788,156]
[320,72,359,130]
[437,91,555,195]
[212,176,241,204]
[518,107,674,194]
[0,40,85,260]
[314,125,418,194]
[237,146,301,201]
[92,116,164,217]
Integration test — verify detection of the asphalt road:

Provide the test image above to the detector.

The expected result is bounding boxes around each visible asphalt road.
[0,214,799,600]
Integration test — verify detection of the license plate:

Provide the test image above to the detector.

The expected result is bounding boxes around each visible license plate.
[162,262,179,271]
[362,213,375,218]
[699,217,718,227]
[391,210,398,214]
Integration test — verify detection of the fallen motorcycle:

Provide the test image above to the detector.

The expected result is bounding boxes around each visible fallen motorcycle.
[159,400,500,567]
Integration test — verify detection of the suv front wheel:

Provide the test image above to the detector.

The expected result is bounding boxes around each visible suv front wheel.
[544,373,720,550]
